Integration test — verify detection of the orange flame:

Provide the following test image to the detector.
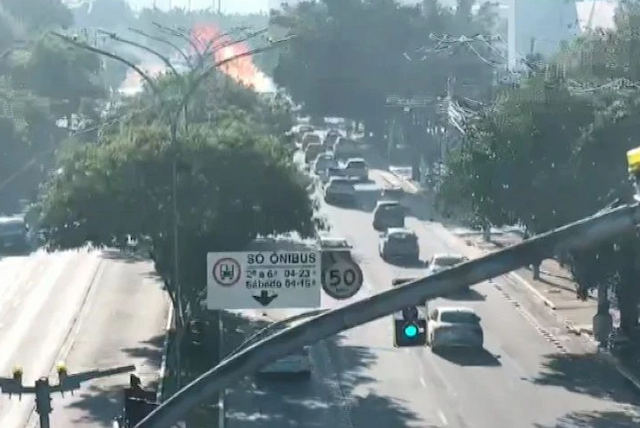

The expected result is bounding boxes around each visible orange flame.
[191,23,273,92]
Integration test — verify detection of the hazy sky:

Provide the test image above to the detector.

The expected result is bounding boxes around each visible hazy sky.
[127,0,269,14]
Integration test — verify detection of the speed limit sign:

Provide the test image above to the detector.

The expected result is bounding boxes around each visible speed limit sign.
[321,259,364,300]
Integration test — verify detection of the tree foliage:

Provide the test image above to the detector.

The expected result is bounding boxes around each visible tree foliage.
[37,62,314,320]
[0,1,108,214]
[437,6,640,331]
[271,0,496,129]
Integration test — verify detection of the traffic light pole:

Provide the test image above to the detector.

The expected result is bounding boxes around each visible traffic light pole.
[0,363,135,427]
[135,199,640,428]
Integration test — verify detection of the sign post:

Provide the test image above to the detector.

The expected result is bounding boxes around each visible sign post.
[207,251,322,310]
[321,258,364,300]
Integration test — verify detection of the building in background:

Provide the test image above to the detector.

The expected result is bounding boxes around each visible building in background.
[508,0,617,70]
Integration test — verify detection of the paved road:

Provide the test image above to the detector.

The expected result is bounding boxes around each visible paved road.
[0,249,169,428]
[225,170,640,428]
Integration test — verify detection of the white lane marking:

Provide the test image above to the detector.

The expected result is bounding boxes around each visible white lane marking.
[0,252,74,372]
[438,410,448,425]
[419,376,426,387]
[16,253,105,428]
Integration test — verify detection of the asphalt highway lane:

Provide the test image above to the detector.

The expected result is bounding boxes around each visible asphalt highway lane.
[227,171,640,428]
[319,171,640,428]
[0,249,169,428]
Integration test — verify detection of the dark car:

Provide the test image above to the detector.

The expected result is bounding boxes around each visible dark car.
[372,200,405,231]
[0,216,30,253]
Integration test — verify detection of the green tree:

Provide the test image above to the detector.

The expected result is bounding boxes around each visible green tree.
[10,35,105,126]
[437,4,640,332]
[37,115,315,314]
[438,76,594,233]
[2,0,73,30]
[272,0,424,129]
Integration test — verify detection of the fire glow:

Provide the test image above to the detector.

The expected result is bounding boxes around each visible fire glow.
[192,23,273,93]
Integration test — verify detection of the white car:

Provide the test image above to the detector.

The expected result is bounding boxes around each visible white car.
[257,346,311,379]
[427,306,484,351]
[426,253,468,275]
[341,158,368,181]
[324,177,356,204]
[319,236,352,254]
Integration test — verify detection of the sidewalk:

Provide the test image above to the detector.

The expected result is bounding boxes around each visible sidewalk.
[370,164,640,390]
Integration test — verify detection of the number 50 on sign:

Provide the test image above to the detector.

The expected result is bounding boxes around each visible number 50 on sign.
[321,259,363,300]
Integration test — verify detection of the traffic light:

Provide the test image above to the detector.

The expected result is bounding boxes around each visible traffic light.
[35,378,52,415]
[393,305,427,347]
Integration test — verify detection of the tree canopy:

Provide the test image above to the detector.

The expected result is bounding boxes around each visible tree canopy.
[270,0,498,130]
[0,0,109,214]
[435,5,640,330]
[37,60,314,320]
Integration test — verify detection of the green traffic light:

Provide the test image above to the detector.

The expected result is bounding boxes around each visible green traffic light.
[403,324,418,338]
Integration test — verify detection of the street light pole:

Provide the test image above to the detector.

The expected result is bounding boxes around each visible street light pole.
[52,28,294,392]
[134,199,640,428]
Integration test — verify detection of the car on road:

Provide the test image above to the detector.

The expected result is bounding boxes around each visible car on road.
[336,157,368,181]
[319,235,353,261]
[333,137,360,161]
[323,130,341,150]
[379,227,419,262]
[381,185,404,201]
[301,132,321,150]
[0,216,30,253]
[372,200,405,231]
[426,253,468,275]
[427,306,484,352]
[256,346,312,379]
[324,177,356,205]
[304,142,325,164]
[312,153,338,183]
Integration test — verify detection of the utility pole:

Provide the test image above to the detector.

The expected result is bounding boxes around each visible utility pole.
[0,363,135,427]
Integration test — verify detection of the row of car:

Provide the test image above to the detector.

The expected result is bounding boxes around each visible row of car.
[259,125,482,379]
[297,129,372,205]
[374,188,484,351]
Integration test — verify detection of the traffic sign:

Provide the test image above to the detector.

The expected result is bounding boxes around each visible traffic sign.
[321,259,363,300]
[206,251,321,310]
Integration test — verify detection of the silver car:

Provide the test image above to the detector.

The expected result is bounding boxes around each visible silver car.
[324,177,356,204]
[427,306,484,351]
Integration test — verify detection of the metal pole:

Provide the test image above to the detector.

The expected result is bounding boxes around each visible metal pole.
[217,313,225,428]
[172,154,181,388]
[39,413,50,428]
[134,203,640,428]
